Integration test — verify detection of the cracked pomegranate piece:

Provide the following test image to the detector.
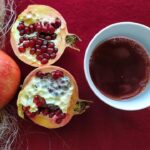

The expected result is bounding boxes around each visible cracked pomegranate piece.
[17,66,91,129]
[11,5,81,67]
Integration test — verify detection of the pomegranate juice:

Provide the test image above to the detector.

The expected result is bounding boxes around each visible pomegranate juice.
[90,37,150,100]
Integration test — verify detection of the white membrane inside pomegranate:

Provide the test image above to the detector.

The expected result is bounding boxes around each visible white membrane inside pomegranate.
[13,11,63,65]
[18,70,74,124]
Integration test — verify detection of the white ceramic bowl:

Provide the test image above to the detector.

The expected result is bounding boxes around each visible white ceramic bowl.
[84,22,150,111]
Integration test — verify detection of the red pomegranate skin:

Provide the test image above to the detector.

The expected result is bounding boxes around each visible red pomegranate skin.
[0,50,21,109]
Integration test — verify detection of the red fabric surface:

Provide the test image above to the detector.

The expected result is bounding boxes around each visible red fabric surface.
[4,0,150,150]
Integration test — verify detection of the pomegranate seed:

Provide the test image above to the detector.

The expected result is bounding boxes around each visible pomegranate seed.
[55,110,62,116]
[22,106,30,112]
[19,30,25,36]
[25,111,36,118]
[36,25,42,32]
[55,18,61,28]
[51,33,57,40]
[47,25,55,34]
[55,118,63,124]
[35,45,40,49]
[19,37,24,43]
[24,26,30,34]
[33,95,46,107]
[49,112,55,118]
[41,45,47,52]
[17,23,25,30]
[41,58,48,64]
[29,40,35,47]
[54,48,58,53]
[18,46,26,53]
[42,108,49,115]
[36,49,42,55]
[29,24,34,32]
[32,36,38,41]
[43,53,50,59]
[36,54,43,61]
[42,26,48,33]
[36,39,43,45]
[48,42,54,48]
[51,70,64,79]
[36,71,45,77]
[45,35,51,40]
[23,41,30,48]
[47,48,54,54]
[30,48,36,54]
[50,53,56,59]
[58,113,66,119]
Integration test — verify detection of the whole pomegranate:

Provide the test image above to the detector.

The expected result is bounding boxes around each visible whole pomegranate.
[17,66,91,128]
[0,50,21,109]
[11,5,80,67]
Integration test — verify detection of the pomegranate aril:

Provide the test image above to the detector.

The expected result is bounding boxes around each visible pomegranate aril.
[17,23,25,30]
[48,42,54,48]
[43,53,50,59]
[36,39,43,45]
[50,53,56,59]
[19,30,25,36]
[54,48,58,53]
[55,18,61,29]
[24,26,30,34]
[36,54,43,61]
[51,70,64,79]
[23,41,30,48]
[41,58,48,64]
[29,40,35,47]
[30,48,36,55]
[45,35,51,40]
[51,33,57,40]
[29,24,34,32]
[47,25,55,34]
[42,26,48,33]
[36,25,42,32]
[25,111,36,118]
[19,37,24,43]
[40,97,46,105]
[47,48,54,54]
[58,113,66,119]
[18,46,26,53]
[32,36,38,41]
[22,106,30,112]
[55,118,63,124]
[33,95,46,107]
[36,71,45,78]
[36,49,42,55]
[41,45,47,52]
[23,37,29,41]
[44,21,49,26]
[42,108,49,115]
[55,110,62,116]
[49,112,55,118]
[35,45,40,49]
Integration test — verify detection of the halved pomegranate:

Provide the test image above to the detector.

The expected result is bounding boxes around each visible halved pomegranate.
[17,66,91,128]
[10,5,80,67]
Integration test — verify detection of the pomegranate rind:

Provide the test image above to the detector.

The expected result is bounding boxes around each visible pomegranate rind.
[0,50,21,109]
[17,66,79,128]
[11,5,69,67]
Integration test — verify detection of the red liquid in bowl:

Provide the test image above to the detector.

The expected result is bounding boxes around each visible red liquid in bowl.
[89,37,150,100]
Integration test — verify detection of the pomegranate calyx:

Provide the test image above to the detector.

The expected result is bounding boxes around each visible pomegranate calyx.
[73,99,93,115]
[66,34,81,51]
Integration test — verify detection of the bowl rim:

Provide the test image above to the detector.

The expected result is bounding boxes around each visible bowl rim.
[84,21,150,111]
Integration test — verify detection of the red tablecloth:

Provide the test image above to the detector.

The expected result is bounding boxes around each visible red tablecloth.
[5,0,150,150]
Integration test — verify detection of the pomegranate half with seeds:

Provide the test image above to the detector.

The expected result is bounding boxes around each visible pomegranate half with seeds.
[17,66,91,128]
[11,5,80,67]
